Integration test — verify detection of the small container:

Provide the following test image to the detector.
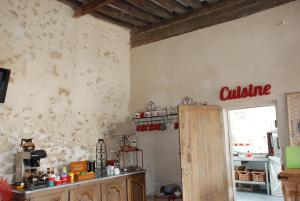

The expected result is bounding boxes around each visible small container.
[61,176,68,182]
[87,160,96,172]
[62,166,68,174]
[55,180,62,186]
[113,168,120,175]
[68,173,74,183]
[152,111,159,117]
[106,165,114,176]
[48,178,55,187]
[48,180,54,187]
[145,112,151,117]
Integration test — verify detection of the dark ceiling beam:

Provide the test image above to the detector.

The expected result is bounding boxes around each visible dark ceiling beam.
[74,0,116,18]
[97,6,150,27]
[90,10,134,29]
[110,0,161,23]
[58,0,133,29]
[153,0,189,14]
[178,0,204,9]
[126,0,173,19]
[131,0,295,47]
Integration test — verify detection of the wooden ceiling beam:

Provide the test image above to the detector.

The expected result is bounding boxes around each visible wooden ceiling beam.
[58,0,133,29]
[110,0,161,23]
[131,0,295,47]
[97,6,150,27]
[153,0,189,14]
[126,0,173,19]
[74,0,116,18]
[178,0,204,9]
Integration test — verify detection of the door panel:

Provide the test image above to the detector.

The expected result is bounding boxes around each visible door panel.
[30,190,68,201]
[70,184,100,201]
[179,105,230,201]
[101,177,126,201]
[127,173,146,201]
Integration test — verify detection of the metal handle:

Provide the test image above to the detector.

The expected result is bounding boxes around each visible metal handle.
[183,169,191,176]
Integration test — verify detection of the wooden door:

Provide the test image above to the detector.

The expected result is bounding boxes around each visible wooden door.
[179,105,230,201]
[127,173,146,201]
[30,189,68,201]
[101,177,127,201]
[70,184,100,201]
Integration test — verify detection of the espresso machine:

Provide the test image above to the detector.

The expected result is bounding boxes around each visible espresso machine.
[16,139,47,187]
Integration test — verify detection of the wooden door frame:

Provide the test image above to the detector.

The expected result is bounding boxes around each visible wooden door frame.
[223,102,278,201]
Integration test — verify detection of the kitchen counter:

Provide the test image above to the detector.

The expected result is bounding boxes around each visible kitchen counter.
[233,157,269,162]
[12,169,146,201]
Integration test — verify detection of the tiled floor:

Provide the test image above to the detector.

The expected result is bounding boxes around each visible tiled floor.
[236,192,284,201]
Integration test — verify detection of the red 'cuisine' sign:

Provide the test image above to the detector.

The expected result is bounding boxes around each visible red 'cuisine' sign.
[220,84,271,101]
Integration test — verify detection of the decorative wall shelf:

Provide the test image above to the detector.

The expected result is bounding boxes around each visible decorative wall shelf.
[133,97,206,132]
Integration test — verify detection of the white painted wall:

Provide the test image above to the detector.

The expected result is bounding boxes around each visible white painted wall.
[130,0,300,195]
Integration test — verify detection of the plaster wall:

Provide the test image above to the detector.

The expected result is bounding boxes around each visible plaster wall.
[0,0,130,182]
[130,0,300,195]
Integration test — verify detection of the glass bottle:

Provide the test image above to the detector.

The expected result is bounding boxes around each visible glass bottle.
[96,138,107,175]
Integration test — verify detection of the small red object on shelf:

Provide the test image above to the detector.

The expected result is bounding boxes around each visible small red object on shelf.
[246,151,253,157]
[54,180,62,186]
[174,122,179,130]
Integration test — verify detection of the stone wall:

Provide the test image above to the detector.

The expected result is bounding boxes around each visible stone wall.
[0,0,130,182]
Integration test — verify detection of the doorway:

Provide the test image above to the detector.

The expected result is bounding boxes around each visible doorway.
[227,105,283,201]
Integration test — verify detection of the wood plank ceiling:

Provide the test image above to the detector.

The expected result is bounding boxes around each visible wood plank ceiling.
[59,0,295,47]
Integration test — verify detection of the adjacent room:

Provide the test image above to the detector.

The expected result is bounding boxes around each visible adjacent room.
[0,0,300,201]
[228,106,282,201]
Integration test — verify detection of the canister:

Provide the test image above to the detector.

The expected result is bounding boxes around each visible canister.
[87,160,96,172]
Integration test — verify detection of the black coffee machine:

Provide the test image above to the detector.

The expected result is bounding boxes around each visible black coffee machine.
[16,139,47,186]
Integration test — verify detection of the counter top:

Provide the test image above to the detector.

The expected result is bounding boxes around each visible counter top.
[278,169,300,179]
[233,157,269,162]
[13,169,146,195]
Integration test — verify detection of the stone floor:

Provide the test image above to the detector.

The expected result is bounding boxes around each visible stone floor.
[236,192,284,201]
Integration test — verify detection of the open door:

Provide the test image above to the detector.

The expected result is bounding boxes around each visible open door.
[179,105,230,201]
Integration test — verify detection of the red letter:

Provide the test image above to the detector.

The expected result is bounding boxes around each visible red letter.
[236,86,241,99]
[248,84,254,97]
[220,87,229,101]
[253,86,263,96]
[263,84,271,95]
[229,89,237,100]
[241,87,249,98]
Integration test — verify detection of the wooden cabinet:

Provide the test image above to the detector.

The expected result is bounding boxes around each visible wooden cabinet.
[12,172,146,201]
[12,194,28,201]
[101,177,127,201]
[127,173,146,201]
[29,188,68,201]
[279,170,300,201]
[70,184,100,201]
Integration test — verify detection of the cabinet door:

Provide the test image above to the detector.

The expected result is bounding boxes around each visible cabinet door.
[30,189,68,201]
[12,194,28,201]
[127,173,146,201]
[70,184,100,201]
[101,177,126,201]
[179,105,230,201]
